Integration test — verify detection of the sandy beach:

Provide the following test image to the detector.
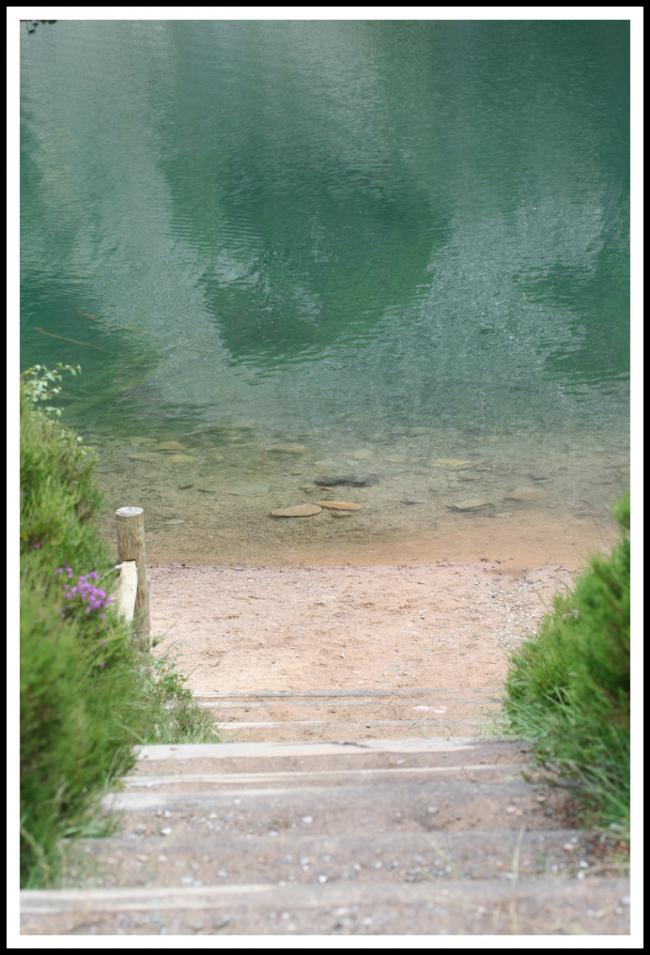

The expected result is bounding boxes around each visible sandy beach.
[150,558,580,701]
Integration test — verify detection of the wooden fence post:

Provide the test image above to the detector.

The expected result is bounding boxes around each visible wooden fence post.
[115,505,150,648]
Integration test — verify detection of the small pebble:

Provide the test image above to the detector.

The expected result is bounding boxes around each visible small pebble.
[160,827,172,836]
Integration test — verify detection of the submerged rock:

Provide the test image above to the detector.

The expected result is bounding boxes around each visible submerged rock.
[315,501,362,511]
[505,485,548,503]
[127,435,157,447]
[266,444,309,455]
[154,440,187,452]
[314,474,379,488]
[127,453,158,463]
[430,458,472,470]
[446,499,493,512]
[270,504,323,518]
[227,482,272,496]
[166,454,197,464]
[349,449,374,460]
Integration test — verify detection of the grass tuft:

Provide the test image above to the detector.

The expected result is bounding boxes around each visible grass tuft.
[503,491,630,834]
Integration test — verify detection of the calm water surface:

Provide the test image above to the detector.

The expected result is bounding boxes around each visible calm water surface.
[20,21,629,563]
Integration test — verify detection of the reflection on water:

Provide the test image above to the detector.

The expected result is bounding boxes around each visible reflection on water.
[20,20,629,559]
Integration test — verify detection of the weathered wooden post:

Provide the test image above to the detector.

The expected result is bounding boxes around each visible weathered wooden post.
[115,505,150,648]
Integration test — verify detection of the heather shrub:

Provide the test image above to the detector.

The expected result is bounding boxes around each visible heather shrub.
[20,366,217,886]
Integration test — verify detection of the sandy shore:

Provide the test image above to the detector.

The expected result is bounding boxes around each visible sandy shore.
[150,559,577,696]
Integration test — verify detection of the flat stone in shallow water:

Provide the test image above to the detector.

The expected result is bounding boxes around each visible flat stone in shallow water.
[127,453,158,463]
[266,445,309,455]
[505,485,548,503]
[314,475,379,488]
[270,504,323,518]
[446,499,494,513]
[227,483,272,496]
[431,459,473,470]
[154,441,188,452]
[315,501,362,511]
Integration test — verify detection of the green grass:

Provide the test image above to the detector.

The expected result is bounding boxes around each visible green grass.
[503,491,630,834]
[20,366,217,887]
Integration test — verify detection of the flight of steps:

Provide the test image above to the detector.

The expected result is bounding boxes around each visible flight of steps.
[20,687,630,935]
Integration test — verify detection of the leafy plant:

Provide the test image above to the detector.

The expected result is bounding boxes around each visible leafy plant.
[20,366,217,886]
[504,491,630,833]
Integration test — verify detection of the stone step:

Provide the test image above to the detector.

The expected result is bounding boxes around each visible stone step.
[63,828,614,890]
[20,878,631,935]
[194,687,502,739]
[134,737,530,777]
[213,717,498,742]
[122,761,526,793]
[197,696,500,724]
[101,777,570,837]
[192,687,502,699]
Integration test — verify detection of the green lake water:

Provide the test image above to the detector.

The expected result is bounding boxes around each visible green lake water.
[20,20,630,563]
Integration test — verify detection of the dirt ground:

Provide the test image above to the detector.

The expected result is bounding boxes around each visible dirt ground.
[150,559,577,696]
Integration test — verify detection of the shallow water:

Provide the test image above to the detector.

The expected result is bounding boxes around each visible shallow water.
[20,20,629,563]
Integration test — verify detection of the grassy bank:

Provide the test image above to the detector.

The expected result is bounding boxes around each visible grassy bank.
[504,492,630,834]
[20,365,217,887]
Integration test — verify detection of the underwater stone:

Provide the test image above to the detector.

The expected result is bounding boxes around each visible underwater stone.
[315,501,362,511]
[505,485,548,503]
[314,474,379,487]
[446,499,493,512]
[154,440,187,452]
[270,504,323,518]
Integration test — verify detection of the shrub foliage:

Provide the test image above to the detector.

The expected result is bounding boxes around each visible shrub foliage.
[504,492,630,831]
[20,367,216,886]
